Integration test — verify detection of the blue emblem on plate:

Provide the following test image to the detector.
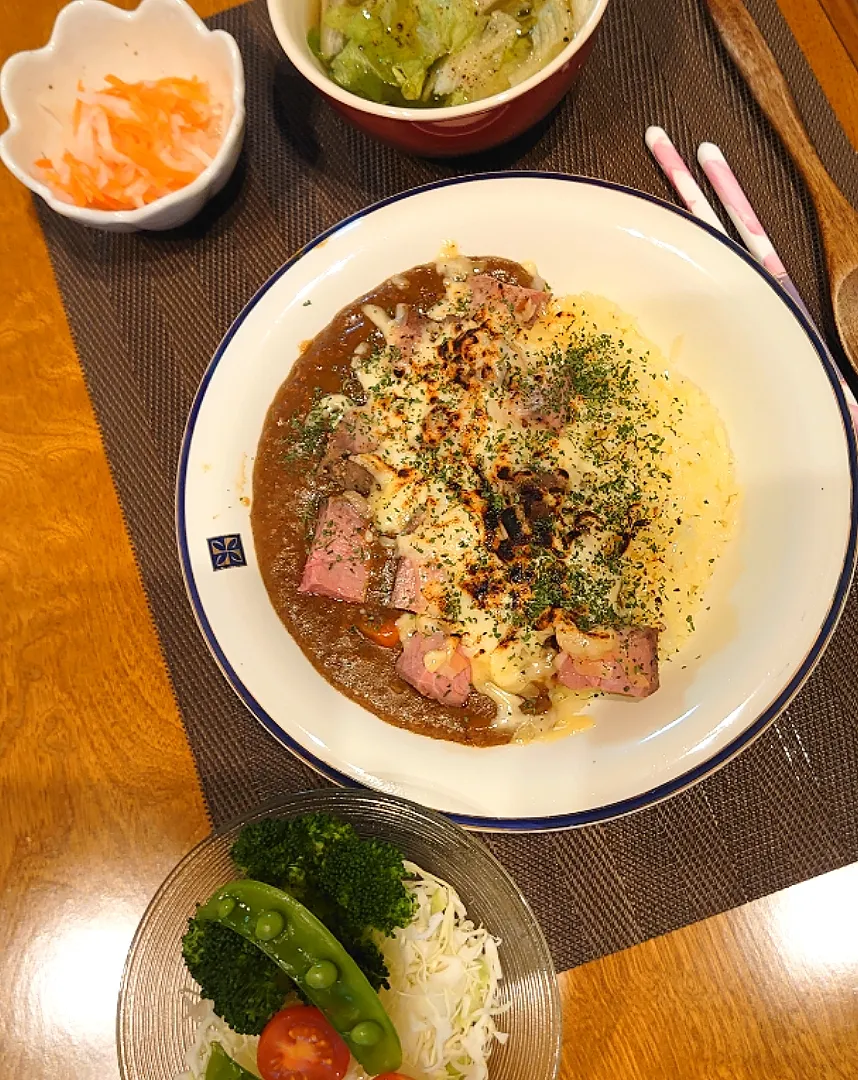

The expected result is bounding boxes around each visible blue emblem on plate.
[207,534,247,571]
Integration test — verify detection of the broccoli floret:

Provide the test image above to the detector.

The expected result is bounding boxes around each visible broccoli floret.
[231,815,347,886]
[229,816,343,897]
[231,813,414,990]
[341,935,391,992]
[312,832,416,937]
[181,917,292,1035]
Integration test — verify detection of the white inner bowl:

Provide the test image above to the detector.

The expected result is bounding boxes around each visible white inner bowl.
[177,174,857,830]
[0,0,244,231]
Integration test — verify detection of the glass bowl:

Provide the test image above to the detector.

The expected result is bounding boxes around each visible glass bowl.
[117,789,561,1079]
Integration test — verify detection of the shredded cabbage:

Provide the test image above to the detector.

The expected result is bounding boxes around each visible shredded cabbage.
[177,995,261,1079]
[176,864,506,1080]
[375,861,508,1080]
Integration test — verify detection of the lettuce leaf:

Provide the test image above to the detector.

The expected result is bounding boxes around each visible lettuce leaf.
[416,0,483,58]
[324,0,482,101]
[329,39,402,103]
[316,0,577,107]
[506,0,575,86]
[428,10,521,104]
[318,0,349,59]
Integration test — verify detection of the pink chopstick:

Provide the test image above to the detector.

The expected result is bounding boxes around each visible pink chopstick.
[696,140,858,430]
[697,143,797,308]
[644,125,858,430]
[645,127,727,234]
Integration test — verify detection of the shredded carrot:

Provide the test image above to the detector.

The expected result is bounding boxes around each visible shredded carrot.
[35,75,225,211]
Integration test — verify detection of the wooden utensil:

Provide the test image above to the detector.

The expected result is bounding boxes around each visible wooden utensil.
[703,0,858,377]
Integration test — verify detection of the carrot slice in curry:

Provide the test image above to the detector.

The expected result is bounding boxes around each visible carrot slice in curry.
[357,617,401,648]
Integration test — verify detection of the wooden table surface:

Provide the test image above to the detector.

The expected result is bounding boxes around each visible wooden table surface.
[2,1,857,1076]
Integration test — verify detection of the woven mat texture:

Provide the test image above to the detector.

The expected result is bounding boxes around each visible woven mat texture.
[36,0,858,972]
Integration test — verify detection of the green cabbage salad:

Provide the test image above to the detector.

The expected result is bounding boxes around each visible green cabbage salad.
[310,0,580,107]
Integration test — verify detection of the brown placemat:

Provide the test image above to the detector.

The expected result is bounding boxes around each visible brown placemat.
[35,0,858,974]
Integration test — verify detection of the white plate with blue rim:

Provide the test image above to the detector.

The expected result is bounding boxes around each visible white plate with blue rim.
[177,173,857,831]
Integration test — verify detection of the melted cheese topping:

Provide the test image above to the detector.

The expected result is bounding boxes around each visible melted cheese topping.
[320,257,738,736]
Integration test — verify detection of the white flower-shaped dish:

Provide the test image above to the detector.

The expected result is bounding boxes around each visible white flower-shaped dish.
[0,0,245,232]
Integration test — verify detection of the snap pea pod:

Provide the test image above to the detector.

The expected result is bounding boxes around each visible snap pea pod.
[205,1042,256,1080]
[195,879,402,1076]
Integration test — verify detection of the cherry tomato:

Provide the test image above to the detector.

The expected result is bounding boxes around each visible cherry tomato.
[257,1005,350,1080]
[356,616,400,648]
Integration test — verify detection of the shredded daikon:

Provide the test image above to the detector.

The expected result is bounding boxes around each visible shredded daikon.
[35,75,225,211]
[176,863,506,1080]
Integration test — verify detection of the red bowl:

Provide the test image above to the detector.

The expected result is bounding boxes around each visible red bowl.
[268,0,610,158]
